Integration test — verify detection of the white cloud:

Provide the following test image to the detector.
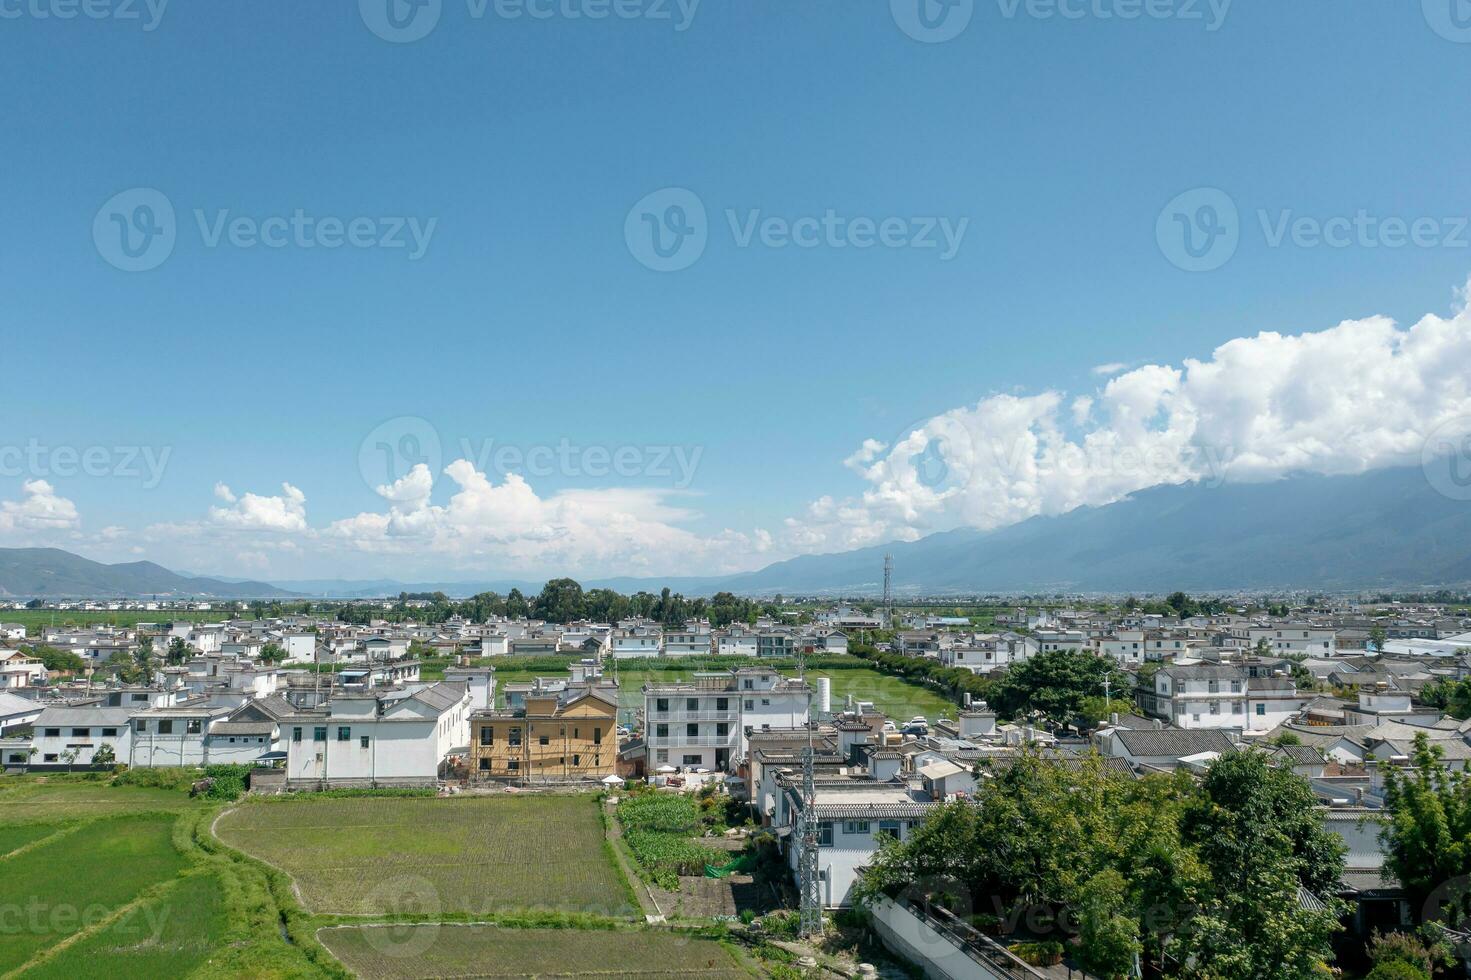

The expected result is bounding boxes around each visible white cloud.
[785,281,1471,552]
[0,480,81,534]
[209,482,308,532]
[326,460,770,577]
[1092,361,1131,376]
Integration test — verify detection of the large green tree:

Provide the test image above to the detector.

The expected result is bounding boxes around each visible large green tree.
[990,649,1124,724]
[1381,733,1471,922]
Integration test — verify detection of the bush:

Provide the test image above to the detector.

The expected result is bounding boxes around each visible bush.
[1011,940,1064,966]
[112,766,198,791]
[1366,962,1429,980]
[203,764,252,800]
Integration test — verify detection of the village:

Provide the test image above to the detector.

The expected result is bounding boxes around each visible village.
[3,590,1471,977]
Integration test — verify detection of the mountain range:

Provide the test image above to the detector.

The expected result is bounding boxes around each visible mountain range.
[1,465,1467,598]
[0,548,295,599]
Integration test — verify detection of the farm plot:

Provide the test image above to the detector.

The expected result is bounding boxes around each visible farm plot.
[318,923,751,978]
[214,794,636,916]
[18,871,227,980]
[0,813,188,973]
[0,778,209,824]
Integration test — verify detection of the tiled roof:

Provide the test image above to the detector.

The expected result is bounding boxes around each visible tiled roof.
[1113,728,1238,758]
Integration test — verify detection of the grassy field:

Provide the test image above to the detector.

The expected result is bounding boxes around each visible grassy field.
[487,664,956,723]
[0,812,188,973]
[214,794,637,917]
[0,608,225,636]
[18,870,226,980]
[318,923,751,978]
[0,775,339,978]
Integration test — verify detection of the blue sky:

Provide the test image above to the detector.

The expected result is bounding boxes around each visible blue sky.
[3,1,1471,581]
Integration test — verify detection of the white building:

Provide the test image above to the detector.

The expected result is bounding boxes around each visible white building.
[283,682,472,788]
[31,706,136,766]
[0,650,46,689]
[644,667,809,773]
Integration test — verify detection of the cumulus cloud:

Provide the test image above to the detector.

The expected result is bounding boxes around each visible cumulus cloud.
[1092,362,1131,376]
[326,461,770,577]
[0,480,81,534]
[785,282,1471,552]
[209,482,308,532]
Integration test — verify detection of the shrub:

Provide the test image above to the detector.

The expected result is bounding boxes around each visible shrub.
[112,766,198,791]
[1366,962,1429,980]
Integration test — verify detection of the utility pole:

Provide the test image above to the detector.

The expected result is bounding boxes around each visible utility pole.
[882,554,893,627]
[796,642,822,937]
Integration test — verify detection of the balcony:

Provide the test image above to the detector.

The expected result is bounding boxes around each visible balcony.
[646,709,736,722]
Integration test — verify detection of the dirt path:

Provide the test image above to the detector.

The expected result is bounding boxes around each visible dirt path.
[602,798,665,921]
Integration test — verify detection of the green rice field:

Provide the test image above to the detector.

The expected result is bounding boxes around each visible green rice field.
[214,794,637,917]
[318,923,751,978]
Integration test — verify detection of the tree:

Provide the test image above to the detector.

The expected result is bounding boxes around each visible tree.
[25,644,85,674]
[1369,626,1388,653]
[990,649,1124,725]
[92,744,116,766]
[1381,733,1471,920]
[165,636,191,666]
[258,642,287,664]
[532,578,586,623]
[60,748,78,772]
[1178,751,1346,979]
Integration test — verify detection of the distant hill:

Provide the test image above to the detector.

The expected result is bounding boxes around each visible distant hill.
[7,466,1465,599]
[0,548,296,599]
[696,464,1471,594]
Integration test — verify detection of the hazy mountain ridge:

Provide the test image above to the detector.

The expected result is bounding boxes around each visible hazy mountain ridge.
[4,467,1466,599]
[0,548,296,599]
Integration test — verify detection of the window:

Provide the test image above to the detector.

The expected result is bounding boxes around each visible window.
[44,753,58,762]
[743,679,753,690]
[843,820,870,835]
[539,735,550,746]
[818,822,833,847]
[655,724,668,738]
[44,727,60,737]
[71,728,89,737]
[878,820,901,840]
[682,754,702,765]
[158,720,174,735]
[131,693,148,702]
[480,727,493,746]
[478,757,490,771]
[687,698,699,712]
[592,727,602,745]
[761,698,770,706]
[361,736,371,748]
[655,698,668,712]
[716,697,728,711]
[313,727,327,742]
[187,719,202,734]
[686,723,698,737]
[337,726,351,741]
[507,759,519,771]
[716,722,728,737]
[744,699,754,711]
[572,754,581,767]
[102,728,117,737]
[1256,704,1265,716]
[508,727,522,747]
[656,749,668,763]
[292,727,302,742]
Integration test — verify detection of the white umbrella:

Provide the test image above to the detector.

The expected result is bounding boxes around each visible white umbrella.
[657,765,677,773]
[601,774,625,785]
